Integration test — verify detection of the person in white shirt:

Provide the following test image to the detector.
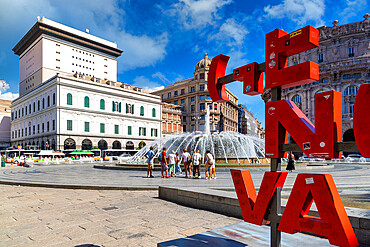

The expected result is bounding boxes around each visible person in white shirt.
[192,150,202,178]
[204,150,216,179]
[168,150,176,177]
[181,148,192,178]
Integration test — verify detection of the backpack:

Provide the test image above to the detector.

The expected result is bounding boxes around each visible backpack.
[158,152,163,162]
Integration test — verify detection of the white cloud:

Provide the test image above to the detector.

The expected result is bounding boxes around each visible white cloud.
[263,0,325,27]
[152,72,171,84]
[132,76,164,92]
[340,0,367,23]
[169,0,232,29]
[224,49,249,74]
[0,92,19,100]
[0,0,168,72]
[209,18,248,47]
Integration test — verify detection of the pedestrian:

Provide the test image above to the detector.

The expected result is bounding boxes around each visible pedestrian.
[204,150,215,179]
[181,148,192,178]
[286,152,295,172]
[192,150,201,178]
[168,150,176,177]
[144,146,154,178]
[175,152,182,175]
[159,147,169,178]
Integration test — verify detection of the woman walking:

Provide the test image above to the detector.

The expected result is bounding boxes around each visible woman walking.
[286,152,295,172]
[168,150,176,177]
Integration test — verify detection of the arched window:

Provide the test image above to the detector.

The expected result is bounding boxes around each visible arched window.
[152,108,156,117]
[67,93,72,105]
[344,86,358,96]
[140,106,144,116]
[84,96,89,108]
[291,95,302,104]
[100,99,105,110]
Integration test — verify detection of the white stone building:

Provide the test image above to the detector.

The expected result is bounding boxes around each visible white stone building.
[11,17,161,150]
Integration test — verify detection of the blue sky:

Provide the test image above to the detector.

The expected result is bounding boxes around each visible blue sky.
[0,0,368,125]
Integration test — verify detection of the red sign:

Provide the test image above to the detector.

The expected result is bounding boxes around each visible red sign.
[208,25,363,247]
[231,170,359,247]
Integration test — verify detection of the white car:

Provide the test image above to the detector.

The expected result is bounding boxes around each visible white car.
[345,154,362,162]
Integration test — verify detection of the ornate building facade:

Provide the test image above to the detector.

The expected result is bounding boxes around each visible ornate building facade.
[161,103,182,136]
[153,54,239,133]
[280,14,370,141]
[237,105,258,136]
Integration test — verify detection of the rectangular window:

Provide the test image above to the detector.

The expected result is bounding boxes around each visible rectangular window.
[353,73,361,78]
[318,54,323,63]
[128,126,132,135]
[343,74,352,79]
[348,47,354,57]
[33,125,35,134]
[206,95,211,100]
[181,99,185,104]
[53,120,55,131]
[322,78,329,83]
[191,105,195,112]
[200,103,205,111]
[174,91,178,96]
[84,122,90,132]
[199,84,205,91]
[191,97,195,102]
[115,124,119,134]
[143,128,146,136]
[174,100,178,105]
[181,89,185,95]
[199,95,205,100]
[190,87,195,92]
[100,123,105,133]
[47,122,49,132]
[168,92,171,98]
[200,73,205,79]
[67,120,72,131]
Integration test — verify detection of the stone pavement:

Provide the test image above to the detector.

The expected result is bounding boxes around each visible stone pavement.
[0,185,241,247]
[0,163,369,191]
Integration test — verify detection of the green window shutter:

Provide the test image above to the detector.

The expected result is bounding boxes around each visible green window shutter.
[84,122,89,132]
[67,93,72,105]
[67,120,72,131]
[143,128,146,136]
[152,108,156,117]
[84,96,89,108]
[128,126,132,135]
[140,106,144,116]
[100,99,105,110]
[131,104,134,114]
[115,125,119,134]
[118,102,121,113]
[151,128,153,137]
[139,127,141,136]
[100,123,105,133]
[126,103,129,113]
[112,101,115,112]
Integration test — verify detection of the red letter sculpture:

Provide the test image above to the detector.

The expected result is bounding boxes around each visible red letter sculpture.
[231,169,287,225]
[353,84,370,157]
[265,91,342,159]
[278,174,358,247]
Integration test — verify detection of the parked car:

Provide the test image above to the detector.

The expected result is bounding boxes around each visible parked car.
[298,156,311,162]
[345,154,363,162]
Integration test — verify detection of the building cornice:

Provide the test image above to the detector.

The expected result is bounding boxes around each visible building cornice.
[13,21,123,57]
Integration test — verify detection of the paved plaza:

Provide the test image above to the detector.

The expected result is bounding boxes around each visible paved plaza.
[0,185,241,247]
[0,163,369,246]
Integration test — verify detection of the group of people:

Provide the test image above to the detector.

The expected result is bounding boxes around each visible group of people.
[144,147,216,179]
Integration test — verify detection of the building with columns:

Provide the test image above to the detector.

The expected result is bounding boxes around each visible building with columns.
[278,14,370,142]
[11,17,161,150]
[153,54,239,133]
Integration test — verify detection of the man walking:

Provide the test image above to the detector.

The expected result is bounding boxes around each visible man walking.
[145,146,154,178]
[159,147,169,178]
[181,148,191,178]
[192,150,201,179]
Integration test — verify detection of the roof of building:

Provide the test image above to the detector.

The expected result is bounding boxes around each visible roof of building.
[13,17,123,57]
[195,53,211,71]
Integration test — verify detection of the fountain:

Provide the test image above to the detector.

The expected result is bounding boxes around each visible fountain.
[127,108,266,165]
